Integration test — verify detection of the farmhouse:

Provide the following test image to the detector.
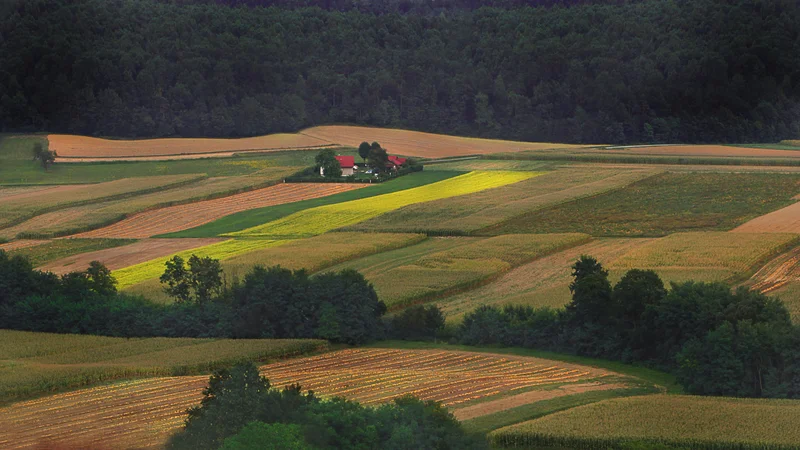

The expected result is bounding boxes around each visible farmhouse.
[320,155,356,176]
[387,155,407,171]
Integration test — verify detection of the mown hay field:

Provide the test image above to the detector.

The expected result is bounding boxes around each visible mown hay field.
[74,182,367,239]
[437,238,653,322]
[36,238,223,275]
[609,232,800,283]
[490,394,800,449]
[0,174,202,228]
[0,168,297,239]
[7,238,135,267]
[346,167,658,234]
[124,232,427,301]
[426,159,554,171]
[326,234,589,308]
[112,239,289,289]
[733,199,800,233]
[485,172,800,237]
[229,171,539,238]
[0,329,327,404]
[48,133,333,159]
[301,125,596,158]
[0,347,614,450]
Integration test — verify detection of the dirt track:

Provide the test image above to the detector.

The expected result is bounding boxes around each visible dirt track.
[71,183,367,239]
[732,201,800,233]
[37,238,223,275]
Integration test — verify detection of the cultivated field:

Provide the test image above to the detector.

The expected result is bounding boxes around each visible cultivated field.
[0,347,616,449]
[438,238,653,322]
[112,239,289,289]
[491,394,800,449]
[73,183,367,238]
[7,238,135,268]
[609,232,800,283]
[485,172,800,236]
[0,329,326,403]
[733,200,800,233]
[124,232,427,301]
[48,133,334,159]
[301,125,595,158]
[0,239,48,252]
[746,245,800,294]
[37,238,223,275]
[346,167,658,234]
[229,171,538,238]
[326,234,589,308]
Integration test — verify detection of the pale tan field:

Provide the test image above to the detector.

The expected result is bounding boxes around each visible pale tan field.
[732,200,800,233]
[346,167,659,234]
[301,125,595,158]
[602,144,800,158]
[0,184,90,200]
[74,183,367,239]
[48,133,333,158]
[36,238,223,275]
[0,239,48,252]
[0,169,297,239]
[438,238,652,322]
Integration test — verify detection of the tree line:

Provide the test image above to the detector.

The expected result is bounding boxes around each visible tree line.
[457,256,800,399]
[2,0,799,143]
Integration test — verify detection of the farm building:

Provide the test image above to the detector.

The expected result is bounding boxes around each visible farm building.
[387,155,407,170]
[320,155,356,176]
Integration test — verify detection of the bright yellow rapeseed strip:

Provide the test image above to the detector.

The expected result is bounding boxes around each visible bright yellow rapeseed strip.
[113,239,289,289]
[228,171,540,238]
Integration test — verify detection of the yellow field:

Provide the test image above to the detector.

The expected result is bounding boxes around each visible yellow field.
[491,394,800,449]
[0,348,614,450]
[112,239,290,289]
[609,232,800,282]
[0,330,326,403]
[229,171,539,238]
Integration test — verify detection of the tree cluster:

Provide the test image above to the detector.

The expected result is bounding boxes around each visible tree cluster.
[3,0,799,143]
[458,256,800,398]
[0,251,386,345]
[167,363,488,450]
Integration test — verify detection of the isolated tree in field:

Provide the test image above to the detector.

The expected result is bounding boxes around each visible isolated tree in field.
[367,145,389,173]
[32,142,56,170]
[161,255,223,304]
[358,141,371,162]
[315,148,342,177]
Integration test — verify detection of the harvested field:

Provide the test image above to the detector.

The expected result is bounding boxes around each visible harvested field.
[485,172,800,236]
[438,238,652,321]
[0,347,611,449]
[0,185,87,200]
[1,169,296,239]
[124,232,427,301]
[74,183,367,238]
[601,144,800,158]
[415,159,552,171]
[0,175,202,228]
[347,167,658,234]
[327,234,589,308]
[0,239,48,252]
[301,125,594,158]
[490,394,800,449]
[745,245,800,294]
[229,171,538,238]
[48,133,333,159]
[732,200,800,233]
[37,238,223,275]
[112,239,289,289]
[8,238,134,267]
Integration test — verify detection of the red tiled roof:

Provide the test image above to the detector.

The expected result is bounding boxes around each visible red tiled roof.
[387,155,407,166]
[335,155,355,168]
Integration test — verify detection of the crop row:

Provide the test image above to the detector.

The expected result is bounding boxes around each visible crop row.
[228,171,538,238]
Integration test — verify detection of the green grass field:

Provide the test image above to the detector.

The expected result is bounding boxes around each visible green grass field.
[0,330,327,404]
[484,172,800,237]
[345,167,657,235]
[6,238,135,267]
[491,394,800,449]
[164,170,464,238]
[325,234,589,309]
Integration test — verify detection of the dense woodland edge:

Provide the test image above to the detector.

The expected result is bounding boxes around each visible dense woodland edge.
[2,0,799,144]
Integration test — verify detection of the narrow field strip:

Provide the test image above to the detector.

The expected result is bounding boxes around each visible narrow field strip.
[37,238,224,275]
[72,183,366,239]
[112,239,290,289]
[490,395,800,449]
[229,171,538,238]
[0,239,48,252]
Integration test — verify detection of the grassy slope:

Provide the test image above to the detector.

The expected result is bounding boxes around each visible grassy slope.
[7,238,135,267]
[0,330,327,404]
[163,170,464,237]
[484,172,800,237]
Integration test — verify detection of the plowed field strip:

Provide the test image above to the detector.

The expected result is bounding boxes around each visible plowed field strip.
[0,239,48,252]
[72,183,366,238]
[37,238,224,275]
[732,200,800,233]
[0,348,614,449]
[746,245,800,293]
